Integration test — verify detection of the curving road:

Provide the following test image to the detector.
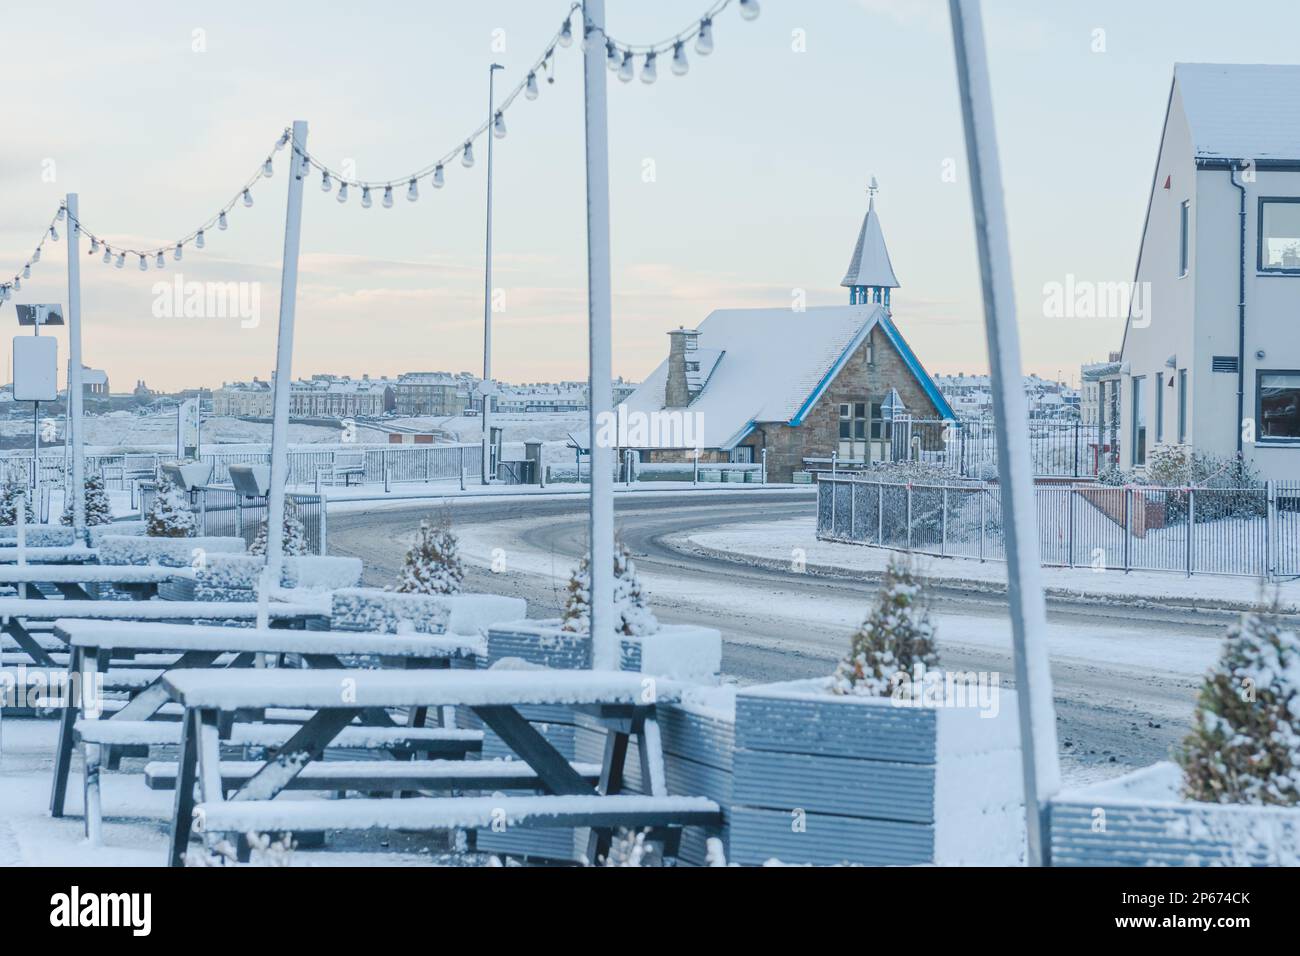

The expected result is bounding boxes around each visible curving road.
[329,490,1226,784]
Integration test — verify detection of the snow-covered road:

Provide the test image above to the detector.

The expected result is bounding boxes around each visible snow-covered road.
[328,492,1231,785]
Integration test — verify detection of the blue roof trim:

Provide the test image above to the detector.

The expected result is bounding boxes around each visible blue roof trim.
[789,316,878,426]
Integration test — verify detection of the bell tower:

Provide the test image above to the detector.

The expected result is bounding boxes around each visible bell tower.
[841,177,900,310]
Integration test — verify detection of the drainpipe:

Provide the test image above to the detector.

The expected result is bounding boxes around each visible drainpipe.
[1230,164,1247,458]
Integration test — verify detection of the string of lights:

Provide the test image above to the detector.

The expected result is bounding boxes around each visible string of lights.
[63,129,293,274]
[0,0,760,295]
[293,3,583,203]
[594,0,757,82]
[0,206,66,301]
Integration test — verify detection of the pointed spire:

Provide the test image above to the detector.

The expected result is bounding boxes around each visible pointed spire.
[842,176,900,300]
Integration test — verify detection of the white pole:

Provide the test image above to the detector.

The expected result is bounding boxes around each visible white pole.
[67,194,87,536]
[482,63,504,485]
[265,120,309,582]
[582,0,616,671]
[948,0,1060,866]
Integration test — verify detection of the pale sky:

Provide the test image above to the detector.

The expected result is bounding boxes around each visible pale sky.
[4,0,1300,393]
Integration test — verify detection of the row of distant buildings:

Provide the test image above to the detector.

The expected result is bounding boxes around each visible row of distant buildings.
[211,373,637,420]
[935,374,1082,421]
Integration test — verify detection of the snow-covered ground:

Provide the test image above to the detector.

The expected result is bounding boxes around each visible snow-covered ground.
[682,514,1295,611]
[380,412,586,470]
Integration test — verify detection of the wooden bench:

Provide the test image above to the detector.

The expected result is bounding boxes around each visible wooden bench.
[162,668,722,866]
[144,758,601,792]
[50,619,482,843]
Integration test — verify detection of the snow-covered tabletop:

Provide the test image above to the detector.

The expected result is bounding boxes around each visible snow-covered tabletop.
[55,619,483,659]
[0,598,326,621]
[0,565,181,584]
[0,545,97,564]
[162,667,681,710]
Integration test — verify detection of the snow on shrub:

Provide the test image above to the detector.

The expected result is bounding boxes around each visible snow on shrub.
[1179,601,1300,807]
[249,499,308,556]
[145,477,196,538]
[60,472,114,527]
[0,477,34,526]
[393,515,463,596]
[561,539,659,637]
[831,555,939,698]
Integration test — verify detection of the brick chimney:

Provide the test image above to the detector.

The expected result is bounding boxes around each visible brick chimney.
[665,327,699,408]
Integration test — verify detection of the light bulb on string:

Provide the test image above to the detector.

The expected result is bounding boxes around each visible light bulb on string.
[382,186,394,208]
[243,189,254,207]
[558,16,573,47]
[361,186,372,208]
[298,153,310,178]
[432,164,445,188]
[156,251,165,269]
[277,131,289,150]
[672,41,689,76]
[138,255,147,272]
[641,51,658,84]
[49,225,59,241]
[739,0,760,21]
[696,17,714,55]
[320,170,332,192]
[13,278,20,291]
[115,252,124,269]
[337,182,349,204]
[174,244,183,261]
[102,246,112,265]
[196,230,205,249]
[90,238,99,255]
[32,248,40,263]
[218,211,228,230]
[462,142,475,168]
[407,178,419,202]
[57,206,65,222]
[618,50,635,83]
[525,72,539,100]
[606,40,621,71]
[493,112,507,139]
[22,263,30,278]
[263,157,274,177]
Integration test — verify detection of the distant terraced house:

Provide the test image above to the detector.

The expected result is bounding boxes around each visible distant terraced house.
[620,184,955,483]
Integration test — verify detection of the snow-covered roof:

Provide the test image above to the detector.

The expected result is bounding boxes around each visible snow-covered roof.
[841,195,900,289]
[620,305,954,449]
[1176,63,1300,162]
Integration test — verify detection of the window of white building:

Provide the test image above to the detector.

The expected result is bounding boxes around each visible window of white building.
[1260,198,1300,273]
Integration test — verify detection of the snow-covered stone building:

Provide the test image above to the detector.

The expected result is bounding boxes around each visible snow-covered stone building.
[621,186,955,482]
[1118,64,1300,478]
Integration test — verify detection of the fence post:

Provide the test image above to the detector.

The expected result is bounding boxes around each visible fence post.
[1073,421,1080,479]
[906,483,913,551]
[850,477,857,538]
[877,482,884,545]
[941,485,948,556]
[761,448,767,485]
[1123,486,1132,573]
[830,475,837,532]
[693,454,698,486]
[1266,480,1276,579]
[318,491,328,555]
[1066,486,1074,568]
[459,446,466,491]
[831,451,837,478]
[384,466,392,494]
[1186,487,1195,577]
[979,485,986,562]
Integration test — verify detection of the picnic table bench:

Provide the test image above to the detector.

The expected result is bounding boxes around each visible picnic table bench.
[48,619,485,845]
[320,450,366,487]
[0,564,179,600]
[162,668,723,866]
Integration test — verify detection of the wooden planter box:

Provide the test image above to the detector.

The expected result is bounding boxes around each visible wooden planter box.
[728,678,1024,866]
[1049,762,1300,866]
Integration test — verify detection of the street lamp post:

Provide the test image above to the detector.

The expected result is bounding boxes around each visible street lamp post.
[481,62,505,485]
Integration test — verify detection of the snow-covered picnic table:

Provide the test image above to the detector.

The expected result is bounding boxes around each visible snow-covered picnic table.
[0,563,180,600]
[49,619,486,844]
[1,596,328,668]
[160,668,721,866]
[0,545,96,564]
